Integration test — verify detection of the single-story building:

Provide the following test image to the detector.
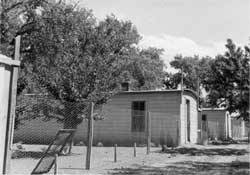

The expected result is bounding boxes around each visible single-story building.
[198,108,231,140]
[14,89,199,146]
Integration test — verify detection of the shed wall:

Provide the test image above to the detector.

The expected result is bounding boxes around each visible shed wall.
[14,92,182,146]
[74,92,182,146]
[199,110,227,140]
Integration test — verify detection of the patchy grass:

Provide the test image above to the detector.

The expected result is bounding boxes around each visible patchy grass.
[11,143,250,175]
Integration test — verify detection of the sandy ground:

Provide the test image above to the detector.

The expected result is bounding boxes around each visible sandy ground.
[10,143,250,175]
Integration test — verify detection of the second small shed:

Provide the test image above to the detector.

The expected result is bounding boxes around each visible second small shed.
[199,108,231,140]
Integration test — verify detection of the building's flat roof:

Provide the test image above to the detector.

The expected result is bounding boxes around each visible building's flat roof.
[201,108,227,111]
[119,89,198,98]
[0,54,20,66]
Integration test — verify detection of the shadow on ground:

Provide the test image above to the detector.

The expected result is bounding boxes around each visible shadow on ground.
[109,161,250,175]
[160,147,249,156]
[11,150,45,159]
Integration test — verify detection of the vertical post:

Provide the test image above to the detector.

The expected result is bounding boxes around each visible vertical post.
[216,121,219,140]
[248,38,250,145]
[54,154,58,175]
[114,144,117,162]
[248,131,250,143]
[181,66,184,101]
[176,120,179,146]
[146,111,151,155]
[68,139,73,154]
[134,143,136,157]
[200,114,203,145]
[3,36,21,174]
[86,102,94,170]
[196,67,199,110]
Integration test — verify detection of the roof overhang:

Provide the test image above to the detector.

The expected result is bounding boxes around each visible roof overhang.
[118,88,198,100]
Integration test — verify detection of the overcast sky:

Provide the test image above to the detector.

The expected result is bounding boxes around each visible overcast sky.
[78,0,249,67]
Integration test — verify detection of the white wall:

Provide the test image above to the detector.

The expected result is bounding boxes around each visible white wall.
[0,64,11,173]
[179,92,198,145]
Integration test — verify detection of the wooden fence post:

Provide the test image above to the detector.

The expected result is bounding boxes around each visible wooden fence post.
[54,154,58,175]
[86,102,94,170]
[216,121,219,140]
[3,36,21,174]
[248,131,250,143]
[146,111,151,155]
[176,120,179,146]
[114,144,117,162]
[134,143,136,157]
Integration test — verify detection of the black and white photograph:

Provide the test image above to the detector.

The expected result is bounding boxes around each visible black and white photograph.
[0,0,249,174]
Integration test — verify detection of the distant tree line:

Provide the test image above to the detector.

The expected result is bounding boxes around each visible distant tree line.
[164,39,250,121]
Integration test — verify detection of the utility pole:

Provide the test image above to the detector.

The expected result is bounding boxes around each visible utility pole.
[196,67,200,109]
[181,66,184,103]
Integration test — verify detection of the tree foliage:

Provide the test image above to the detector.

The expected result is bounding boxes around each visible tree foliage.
[1,1,165,128]
[203,39,249,120]
[164,39,250,121]
[163,54,212,107]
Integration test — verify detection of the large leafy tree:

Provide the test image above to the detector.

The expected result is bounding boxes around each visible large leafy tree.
[203,39,250,121]
[4,1,165,128]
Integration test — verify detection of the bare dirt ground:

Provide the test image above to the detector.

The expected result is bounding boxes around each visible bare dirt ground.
[11,143,250,175]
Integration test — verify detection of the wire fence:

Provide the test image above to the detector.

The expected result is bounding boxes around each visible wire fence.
[14,93,90,144]
[14,93,183,148]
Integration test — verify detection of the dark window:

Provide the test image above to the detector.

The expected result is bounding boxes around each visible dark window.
[131,101,145,132]
[202,114,207,121]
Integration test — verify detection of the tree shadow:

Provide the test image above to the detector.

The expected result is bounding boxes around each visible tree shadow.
[109,161,250,175]
[11,150,45,159]
[160,147,248,156]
